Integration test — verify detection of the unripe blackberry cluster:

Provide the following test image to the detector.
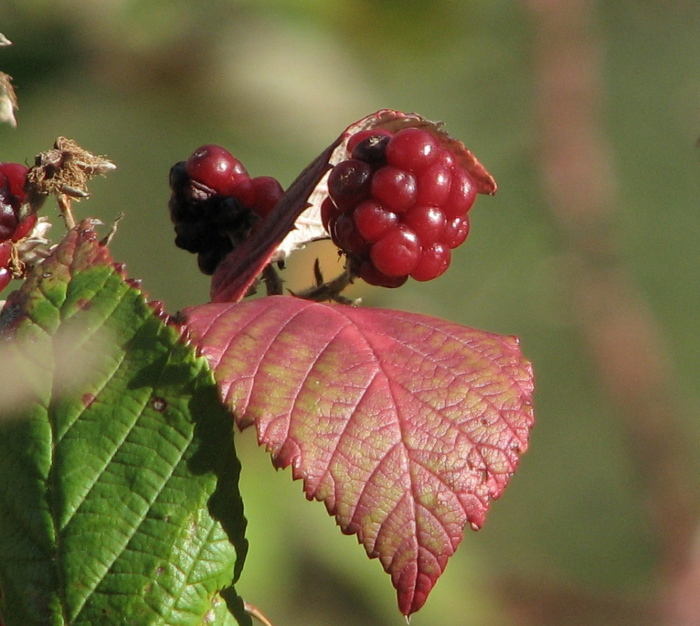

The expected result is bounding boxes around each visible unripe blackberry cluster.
[168,145,283,275]
[322,127,478,287]
[0,162,35,293]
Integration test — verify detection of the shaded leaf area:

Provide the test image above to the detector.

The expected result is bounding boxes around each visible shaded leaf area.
[0,224,250,626]
[184,296,534,616]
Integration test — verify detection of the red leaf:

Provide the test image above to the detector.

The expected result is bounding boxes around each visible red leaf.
[184,296,534,617]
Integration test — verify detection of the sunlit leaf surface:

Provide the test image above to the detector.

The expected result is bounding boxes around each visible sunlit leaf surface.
[185,296,534,616]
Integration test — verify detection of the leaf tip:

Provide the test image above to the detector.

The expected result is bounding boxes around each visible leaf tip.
[397,570,435,619]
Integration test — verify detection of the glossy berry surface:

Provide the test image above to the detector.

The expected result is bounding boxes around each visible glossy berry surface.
[328,160,371,211]
[370,226,420,277]
[0,162,41,294]
[0,238,14,294]
[0,203,18,242]
[185,145,248,195]
[0,241,11,268]
[385,128,440,173]
[0,266,11,293]
[410,242,451,282]
[0,162,31,244]
[353,201,398,242]
[370,167,417,213]
[442,215,470,248]
[12,213,38,242]
[354,259,408,289]
[349,130,392,166]
[325,126,482,286]
[170,145,285,275]
[0,162,29,208]
[249,176,284,219]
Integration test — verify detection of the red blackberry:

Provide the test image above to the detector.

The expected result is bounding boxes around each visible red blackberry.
[321,197,336,233]
[0,241,11,268]
[353,258,408,289]
[0,162,29,242]
[0,202,18,242]
[0,242,12,294]
[328,160,372,211]
[347,129,392,155]
[410,242,451,282]
[170,145,285,276]
[0,266,11,293]
[370,166,417,213]
[353,200,398,242]
[416,160,451,206]
[442,215,470,249]
[443,166,476,218]
[348,130,392,166]
[249,176,284,219]
[12,213,37,242]
[0,163,41,294]
[324,126,483,286]
[384,127,440,173]
[330,213,369,256]
[403,205,445,245]
[185,144,248,195]
[370,225,421,276]
[0,162,28,210]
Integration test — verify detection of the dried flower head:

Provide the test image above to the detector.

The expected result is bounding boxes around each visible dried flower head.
[25,137,116,227]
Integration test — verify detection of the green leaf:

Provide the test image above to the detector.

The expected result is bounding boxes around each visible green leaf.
[0,224,250,626]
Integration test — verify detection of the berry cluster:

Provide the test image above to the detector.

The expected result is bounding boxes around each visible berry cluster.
[322,127,478,287]
[169,144,283,274]
[0,162,34,293]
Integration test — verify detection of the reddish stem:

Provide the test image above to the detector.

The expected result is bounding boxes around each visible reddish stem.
[524,0,699,623]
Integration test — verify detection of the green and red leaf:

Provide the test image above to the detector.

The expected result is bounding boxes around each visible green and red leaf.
[184,296,534,616]
[0,224,249,626]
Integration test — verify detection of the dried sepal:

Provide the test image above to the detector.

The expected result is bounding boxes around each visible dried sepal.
[9,217,53,275]
[27,137,116,199]
[25,137,116,227]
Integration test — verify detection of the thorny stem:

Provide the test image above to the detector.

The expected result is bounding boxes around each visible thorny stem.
[244,600,274,626]
[57,194,76,230]
[99,212,125,247]
[262,263,284,296]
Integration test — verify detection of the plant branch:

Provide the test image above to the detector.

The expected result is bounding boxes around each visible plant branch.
[292,260,358,304]
[244,600,275,626]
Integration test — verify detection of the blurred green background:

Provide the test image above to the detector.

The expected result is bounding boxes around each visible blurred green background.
[2,2,700,625]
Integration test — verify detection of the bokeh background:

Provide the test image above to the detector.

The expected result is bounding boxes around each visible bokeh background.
[2,2,700,625]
